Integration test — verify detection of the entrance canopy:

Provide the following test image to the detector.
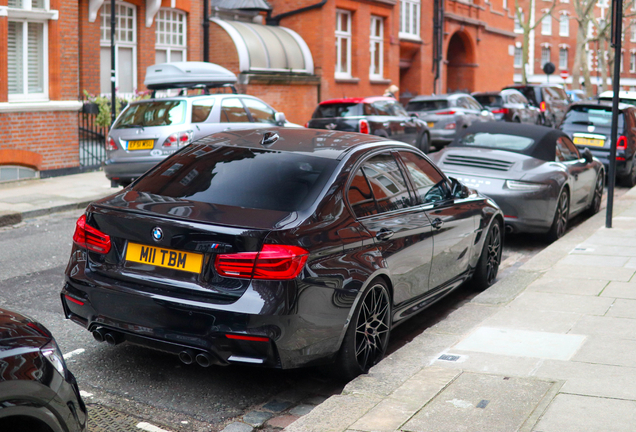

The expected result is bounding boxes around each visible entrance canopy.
[211,18,314,74]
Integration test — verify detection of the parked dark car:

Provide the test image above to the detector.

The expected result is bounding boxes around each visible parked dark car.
[0,307,87,432]
[61,128,503,379]
[472,89,541,124]
[503,84,570,127]
[429,123,604,242]
[406,93,495,149]
[559,101,636,186]
[306,97,431,152]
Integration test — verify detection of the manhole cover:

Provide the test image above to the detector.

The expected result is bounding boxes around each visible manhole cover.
[88,404,174,432]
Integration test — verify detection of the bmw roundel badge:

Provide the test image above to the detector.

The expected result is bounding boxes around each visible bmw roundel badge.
[151,227,163,242]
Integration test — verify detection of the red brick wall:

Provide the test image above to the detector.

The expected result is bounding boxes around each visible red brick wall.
[0,112,79,170]
[209,22,240,73]
[244,83,318,125]
[57,0,79,99]
[79,0,101,96]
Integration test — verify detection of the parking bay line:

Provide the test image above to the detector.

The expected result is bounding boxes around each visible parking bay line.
[63,348,85,360]
[137,422,172,432]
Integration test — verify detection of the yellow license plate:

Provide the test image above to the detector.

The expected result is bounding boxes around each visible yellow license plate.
[427,122,435,128]
[126,242,203,273]
[127,140,154,150]
[573,137,605,147]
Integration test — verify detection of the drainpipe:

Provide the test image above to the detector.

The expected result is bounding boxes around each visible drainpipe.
[110,0,116,125]
[203,0,210,62]
[433,0,444,94]
[266,0,327,26]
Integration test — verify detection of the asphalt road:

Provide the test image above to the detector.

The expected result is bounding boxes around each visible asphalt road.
[0,188,627,431]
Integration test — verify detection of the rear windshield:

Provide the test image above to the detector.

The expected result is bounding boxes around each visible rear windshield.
[312,103,362,118]
[406,100,449,112]
[473,95,503,108]
[563,106,624,128]
[457,132,534,151]
[132,145,339,212]
[508,87,537,104]
[114,100,187,128]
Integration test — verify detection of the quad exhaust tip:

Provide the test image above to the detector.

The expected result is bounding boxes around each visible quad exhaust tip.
[196,353,212,368]
[178,350,194,365]
[92,328,125,345]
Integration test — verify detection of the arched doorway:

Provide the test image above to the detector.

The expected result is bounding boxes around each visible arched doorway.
[446,32,475,93]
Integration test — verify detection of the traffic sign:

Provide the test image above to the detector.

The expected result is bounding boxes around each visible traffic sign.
[560,70,569,80]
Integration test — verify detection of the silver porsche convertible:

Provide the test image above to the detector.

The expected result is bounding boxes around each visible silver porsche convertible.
[428,123,605,241]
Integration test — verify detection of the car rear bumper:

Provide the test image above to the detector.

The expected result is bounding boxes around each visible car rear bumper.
[103,159,162,182]
[429,129,455,145]
[588,151,630,177]
[61,269,345,369]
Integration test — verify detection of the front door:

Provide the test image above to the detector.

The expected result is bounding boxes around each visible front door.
[396,150,479,291]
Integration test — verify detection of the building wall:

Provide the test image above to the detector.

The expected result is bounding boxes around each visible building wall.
[0,111,79,171]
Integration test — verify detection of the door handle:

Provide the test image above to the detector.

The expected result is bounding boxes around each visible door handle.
[431,218,443,230]
[375,228,394,241]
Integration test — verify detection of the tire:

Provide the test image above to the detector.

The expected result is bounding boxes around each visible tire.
[335,279,391,380]
[471,219,503,291]
[620,162,636,188]
[587,172,604,216]
[513,117,521,123]
[417,133,431,153]
[546,189,570,243]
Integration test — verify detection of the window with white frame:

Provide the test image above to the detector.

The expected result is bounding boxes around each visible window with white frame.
[100,1,137,96]
[514,46,522,68]
[155,9,187,63]
[587,20,594,38]
[399,0,420,39]
[6,0,54,101]
[631,22,636,42]
[621,52,625,72]
[369,16,384,79]
[541,47,551,68]
[559,48,568,69]
[514,10,524,33]
[559,14,569,36]
[503,0,508,9]
[631,52,636,72]
[335,10,352,79]
[541,13,552,35]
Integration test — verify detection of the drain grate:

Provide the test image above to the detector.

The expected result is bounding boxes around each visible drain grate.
[88,404,174,432]
[438,354,460,362]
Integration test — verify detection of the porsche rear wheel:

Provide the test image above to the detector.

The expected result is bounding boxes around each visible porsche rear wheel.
[587,172,604,216]
[472,219,503,291]
[547,189,569,242]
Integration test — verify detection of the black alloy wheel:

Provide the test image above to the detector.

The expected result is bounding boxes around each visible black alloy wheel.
[337,280,391,380]
[472,219,503,291]
[587,172,604,215]
[547,189,570,242]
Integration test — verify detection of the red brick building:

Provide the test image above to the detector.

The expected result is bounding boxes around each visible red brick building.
[0,0,518,180]
[513,0,636,93]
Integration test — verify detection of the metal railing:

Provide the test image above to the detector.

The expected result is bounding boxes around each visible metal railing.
[78,109,108,170]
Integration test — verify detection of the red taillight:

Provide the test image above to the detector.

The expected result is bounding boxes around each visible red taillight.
[72,215,111,254]
[617,156,626,161]
[359,119,370,134]
[65,295,85,306]
[225,334,270,342]
[437,110,457,115]
[106,137,118,151]
[617,135,628,150]
[304,122,309,128]
[540,101,547,112]
[215,245,309,280]
[444,122,456,130]
[163,131,192,148]
[491,108,509,114]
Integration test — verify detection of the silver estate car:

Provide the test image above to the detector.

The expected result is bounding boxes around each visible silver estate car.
[105,94,293,187]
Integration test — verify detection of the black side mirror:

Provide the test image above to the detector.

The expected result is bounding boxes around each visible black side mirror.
[582,148,593,163]
[450,177,469,199]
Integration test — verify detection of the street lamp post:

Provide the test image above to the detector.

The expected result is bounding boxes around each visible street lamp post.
[110,0,116,125]
[607,0,623,228]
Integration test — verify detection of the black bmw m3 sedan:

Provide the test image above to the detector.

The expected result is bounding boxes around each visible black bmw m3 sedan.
[61,128,503,378]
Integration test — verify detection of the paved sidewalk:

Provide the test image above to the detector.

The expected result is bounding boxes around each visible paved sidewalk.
[286,188,636,432]
[0,170,117,227]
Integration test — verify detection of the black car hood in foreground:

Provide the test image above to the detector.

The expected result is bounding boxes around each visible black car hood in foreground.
[0,307,51,348]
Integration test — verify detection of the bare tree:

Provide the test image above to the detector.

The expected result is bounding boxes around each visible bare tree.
[571,0,597,95]
[515,0,558,84]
